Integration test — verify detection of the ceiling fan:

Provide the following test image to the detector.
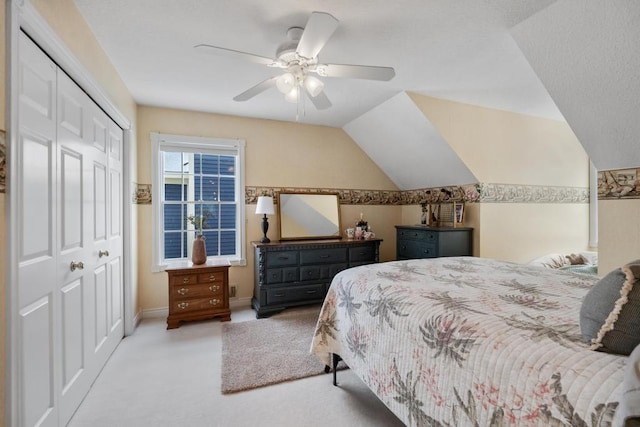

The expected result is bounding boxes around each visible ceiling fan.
[195,11,395,110]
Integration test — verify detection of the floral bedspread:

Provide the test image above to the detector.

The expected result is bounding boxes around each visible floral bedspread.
[311,257,626,426]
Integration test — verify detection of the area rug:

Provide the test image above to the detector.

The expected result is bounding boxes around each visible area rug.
[221,305,344,394]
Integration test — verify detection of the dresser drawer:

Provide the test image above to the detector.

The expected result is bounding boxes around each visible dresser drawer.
[397,228,438,242]
[300,248,347,265]
[266,284,326,305]
[172,296,226,313]
[398,240,436,259]
[266,251,298,267]
[349,245,375,263]
[266,267,299,284]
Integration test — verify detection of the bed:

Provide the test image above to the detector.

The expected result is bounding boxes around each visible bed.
[311,257,636,426]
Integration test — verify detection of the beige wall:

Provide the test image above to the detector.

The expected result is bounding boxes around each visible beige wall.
[598,199,640,274]
[409,93,589,186]
[136,106,400,311]
[408,94,591,263]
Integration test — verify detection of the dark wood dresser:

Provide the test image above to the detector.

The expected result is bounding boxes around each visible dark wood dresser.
[252,239,382,318]
[395,225,473,260]
[165,262,231,329]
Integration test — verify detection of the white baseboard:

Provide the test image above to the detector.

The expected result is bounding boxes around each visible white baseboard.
[142,307,169,319]
[230,297,252,309]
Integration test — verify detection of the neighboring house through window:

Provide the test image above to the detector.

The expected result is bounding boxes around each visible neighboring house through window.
[151,133,246,271]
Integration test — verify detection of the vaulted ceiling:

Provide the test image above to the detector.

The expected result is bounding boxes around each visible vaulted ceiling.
[73,0,640,185]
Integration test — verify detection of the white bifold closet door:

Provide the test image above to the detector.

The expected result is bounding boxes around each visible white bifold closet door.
[17,31,124,426]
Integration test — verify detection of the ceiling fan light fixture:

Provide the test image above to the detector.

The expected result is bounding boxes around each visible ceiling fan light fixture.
[284,86,299,103]
[276,72,296,94]
[303,75,324,97]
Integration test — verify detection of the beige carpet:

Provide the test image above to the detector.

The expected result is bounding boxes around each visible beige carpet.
[221,305,343,394]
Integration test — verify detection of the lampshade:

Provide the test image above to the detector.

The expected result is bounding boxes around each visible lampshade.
[276,72,296,94]
[255,196,275,215]
[303,75,324,97]
[284,86,299,103]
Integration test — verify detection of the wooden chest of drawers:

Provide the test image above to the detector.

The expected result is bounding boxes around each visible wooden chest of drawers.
[252,239,382,318]
[165,263,231,329]
[395,225,473,260]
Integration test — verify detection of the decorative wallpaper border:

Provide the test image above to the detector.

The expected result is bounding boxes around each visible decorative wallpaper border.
[0,129,6,194]
[477,183,589,203]
[134,183,152,204]
[133,183,589,205]
[246,184,588,205]
[598,168,640,200]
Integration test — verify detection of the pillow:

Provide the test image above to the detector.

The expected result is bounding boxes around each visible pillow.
[580,260,640,355]
[566,253,587,265]
[620,344,640,425]
[528,253,569,269]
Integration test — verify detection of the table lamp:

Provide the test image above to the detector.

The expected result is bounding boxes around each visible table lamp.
[255,196,275,243]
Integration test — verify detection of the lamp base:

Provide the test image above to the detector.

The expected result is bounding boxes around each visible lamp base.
[260,214,271,243]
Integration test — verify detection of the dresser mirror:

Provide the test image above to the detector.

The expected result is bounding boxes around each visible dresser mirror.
[277,192,342,240]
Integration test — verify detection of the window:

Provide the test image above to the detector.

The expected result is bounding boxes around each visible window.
[151,133,246,270]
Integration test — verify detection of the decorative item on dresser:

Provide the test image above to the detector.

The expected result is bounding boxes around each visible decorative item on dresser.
[165,262,231,329]
[252,239,382,318]
[395,225,473,259]
[255,196,275,243]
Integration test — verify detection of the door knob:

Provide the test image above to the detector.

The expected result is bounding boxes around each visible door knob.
[70,261,84,271]
[99,250,110,258]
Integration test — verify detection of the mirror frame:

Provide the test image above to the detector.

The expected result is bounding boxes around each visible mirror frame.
[277,192,342,241]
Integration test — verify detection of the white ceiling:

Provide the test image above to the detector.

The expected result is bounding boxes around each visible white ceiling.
[72,0,564,128]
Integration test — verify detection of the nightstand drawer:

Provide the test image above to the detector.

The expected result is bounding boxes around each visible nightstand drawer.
[170,274,199,286]
[198,271,224,284]
[172,297,226,313]
[172,282,224,299]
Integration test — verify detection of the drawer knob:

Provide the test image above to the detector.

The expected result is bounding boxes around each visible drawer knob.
[182,277,190,284]
[209,284,220,292]
[209,275,216,282]
[177,288,188,295]
[209,298,220,306]
[98,249,110,258]
[177,302,189,310]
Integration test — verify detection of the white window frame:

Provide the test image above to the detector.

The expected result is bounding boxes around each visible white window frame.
[151,133,246,271]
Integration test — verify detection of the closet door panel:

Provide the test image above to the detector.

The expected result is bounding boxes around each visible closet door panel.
[93,264,109,351]
[18,33,59,427]
[20,298,56,427]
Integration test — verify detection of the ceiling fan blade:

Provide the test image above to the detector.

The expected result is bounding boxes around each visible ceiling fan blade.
[296,12,339,60]
[305,89,332,110]
[195,44,277,66]
[233,77,278,101]
[316,64,395,81]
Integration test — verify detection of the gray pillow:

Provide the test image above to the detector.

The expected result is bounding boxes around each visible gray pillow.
[580,259,640,355]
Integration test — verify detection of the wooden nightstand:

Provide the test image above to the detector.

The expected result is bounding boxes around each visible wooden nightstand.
[165,262,231,329]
